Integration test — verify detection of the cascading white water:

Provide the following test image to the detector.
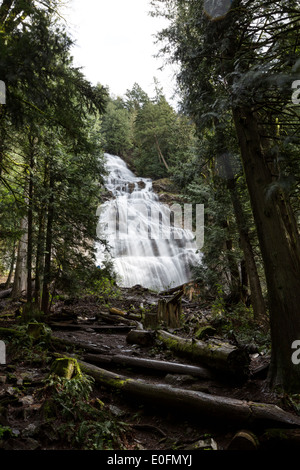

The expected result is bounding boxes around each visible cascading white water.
[96,153,201,291]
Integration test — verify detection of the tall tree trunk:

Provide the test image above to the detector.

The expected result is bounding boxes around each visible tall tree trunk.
[154,134,169,171]
[27,142,35,303]
[222,156,267,322]
[41,170,54,314]
[11,215,28,299]
[4,241,16,288]
[34,208,45,307]
[232,105,300,391]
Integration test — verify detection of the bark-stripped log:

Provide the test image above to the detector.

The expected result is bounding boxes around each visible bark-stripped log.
[82,354,214,380]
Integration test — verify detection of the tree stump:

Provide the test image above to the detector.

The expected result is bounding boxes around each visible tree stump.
[50,357,82,379]
[158,291,182,328]
[27,323,49,343]
[143,312,159,329]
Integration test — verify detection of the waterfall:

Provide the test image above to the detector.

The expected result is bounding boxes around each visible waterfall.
[96,153,202,291]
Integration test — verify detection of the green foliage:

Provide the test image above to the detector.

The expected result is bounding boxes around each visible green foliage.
[101,98,134,156]
[212,301,271,354]
[211,284,226,317]
[86,277,122,305]
[43,370,127,449]
[0,3,109,309]
[133,94,196,179]
[0,425,16,440]
[8,322,52,366]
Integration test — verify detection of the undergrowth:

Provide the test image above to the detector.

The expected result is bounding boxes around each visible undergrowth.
[41,370,128,450]
[211,300,271,354]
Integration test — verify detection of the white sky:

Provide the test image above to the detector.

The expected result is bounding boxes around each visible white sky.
[63,0,177,103]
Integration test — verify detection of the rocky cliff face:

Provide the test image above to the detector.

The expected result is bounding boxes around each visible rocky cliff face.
[152,178,187,205]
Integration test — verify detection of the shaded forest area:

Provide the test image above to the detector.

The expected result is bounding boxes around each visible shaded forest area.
[1,0,300,453]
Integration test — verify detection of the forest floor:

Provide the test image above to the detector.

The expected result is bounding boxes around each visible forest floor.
[0,283,299,452]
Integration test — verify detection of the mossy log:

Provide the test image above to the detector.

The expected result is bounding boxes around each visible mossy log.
[157,330,250,377]
[75,359,300,428]
[82,354,214,379]
[195,325,216,340]
[0,327,23,339]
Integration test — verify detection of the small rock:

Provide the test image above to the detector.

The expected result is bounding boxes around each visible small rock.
[0,375,6,384]
[164,374,198,386]
[185,438,218,450]
[109,405,126,417]
[7,386,16,396]
[18,395,35,406]
[22,423,39,438]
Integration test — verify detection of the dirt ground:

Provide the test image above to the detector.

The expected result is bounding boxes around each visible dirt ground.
[0,285,298,452]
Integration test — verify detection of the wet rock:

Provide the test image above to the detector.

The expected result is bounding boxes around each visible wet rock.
[109,405,126,417]
[185,438,218,450]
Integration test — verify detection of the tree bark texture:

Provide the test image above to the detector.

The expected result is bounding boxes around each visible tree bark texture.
[232,106,300,391]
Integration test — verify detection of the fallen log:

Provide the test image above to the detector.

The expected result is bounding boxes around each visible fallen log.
[126,330,155,347]
[159,285,184,296]
[109,307,141,321]
[0,288,12,299]
[81,354,214,380]
[49,323,133,334]
[50,335,112,355]
[97,312,137,327]
[0,327,23,339]
[74,359,300,428]
[157,330,250,377]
